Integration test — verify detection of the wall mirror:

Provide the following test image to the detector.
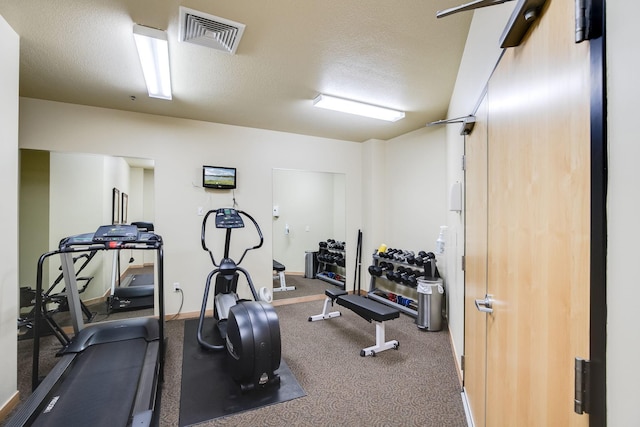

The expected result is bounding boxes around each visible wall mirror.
[18,149,156,340]
[272,169,345,301]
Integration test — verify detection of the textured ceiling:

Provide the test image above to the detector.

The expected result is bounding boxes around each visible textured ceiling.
[0,0,472,142]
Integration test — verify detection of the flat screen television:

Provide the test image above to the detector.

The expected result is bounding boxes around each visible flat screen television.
[203,165,237,189]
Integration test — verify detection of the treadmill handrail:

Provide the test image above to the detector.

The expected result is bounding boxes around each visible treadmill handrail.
[31,229,165,391]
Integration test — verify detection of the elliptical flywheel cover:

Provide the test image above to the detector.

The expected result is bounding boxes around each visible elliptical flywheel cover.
[226,301,281,391]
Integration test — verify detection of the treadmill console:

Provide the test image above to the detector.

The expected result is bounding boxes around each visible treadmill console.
[59,232,95,247]
[215,208,244,229]
[93,224,140,242]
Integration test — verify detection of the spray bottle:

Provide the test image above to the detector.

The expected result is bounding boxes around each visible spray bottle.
[435,225,447,255]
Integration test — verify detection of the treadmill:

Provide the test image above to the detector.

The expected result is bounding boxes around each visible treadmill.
[7,224,165,427]
[108,222,156,312]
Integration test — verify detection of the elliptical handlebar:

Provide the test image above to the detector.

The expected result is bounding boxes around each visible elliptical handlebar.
[201,208,264,267]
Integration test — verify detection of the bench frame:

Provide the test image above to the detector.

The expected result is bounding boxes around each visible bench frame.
[308,289,400,357]
[273,260,295,292]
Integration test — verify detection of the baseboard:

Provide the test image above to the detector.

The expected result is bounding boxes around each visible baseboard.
[461,389,474,427]
[82,288,110,307]
[165,310,200,321]
[0,391,20,423]
[272,293,326,306]
[448,329,463,387]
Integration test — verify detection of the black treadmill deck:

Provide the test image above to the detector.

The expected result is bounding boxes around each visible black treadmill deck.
[32,339,155,427]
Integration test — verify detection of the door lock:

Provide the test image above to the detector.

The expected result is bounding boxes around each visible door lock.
[475,294,494,313]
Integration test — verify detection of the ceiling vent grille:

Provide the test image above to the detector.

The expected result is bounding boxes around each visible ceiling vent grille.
[179,7,246,54]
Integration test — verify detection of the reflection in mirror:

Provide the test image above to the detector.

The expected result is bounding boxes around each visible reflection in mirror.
[272,169,345,301]
[17,149,156,340]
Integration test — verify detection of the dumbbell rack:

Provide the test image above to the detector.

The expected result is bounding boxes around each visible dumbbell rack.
[316,240,346,289]
[367,254,421,318]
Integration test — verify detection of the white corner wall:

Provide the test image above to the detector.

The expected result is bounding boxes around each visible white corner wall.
[18,98,363,315]
[606,1,639,425]
[443,2,517,369]
[360,139,386,275]
[0,13,19,412]
[382,126,447,252]
[360,128,448,301]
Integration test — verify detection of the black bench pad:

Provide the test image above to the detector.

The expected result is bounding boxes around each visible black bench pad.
[336,294,400,323]
[273,260,286,272]
[325,288,348,299]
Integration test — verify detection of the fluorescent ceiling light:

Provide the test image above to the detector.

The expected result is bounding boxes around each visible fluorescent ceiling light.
[133,24,172,100]
[313,94,405,122]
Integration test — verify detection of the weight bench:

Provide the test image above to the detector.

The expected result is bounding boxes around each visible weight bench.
[308,288,400,357]
[273,260,295,292]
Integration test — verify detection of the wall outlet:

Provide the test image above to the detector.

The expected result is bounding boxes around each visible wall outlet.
[173,282,181,292]
[197,207,204,216]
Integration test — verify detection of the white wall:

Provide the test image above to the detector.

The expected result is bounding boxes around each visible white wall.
[357,127,448,300]
[443,2,516,370]
[361,139,386,273]
[382,126,447,253]
[18,98,363,315]
[0,13,19,412]
[606,1,639,425]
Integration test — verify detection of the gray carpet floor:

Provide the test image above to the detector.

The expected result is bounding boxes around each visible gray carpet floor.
[272,274,330,300]
[8,299,467,427]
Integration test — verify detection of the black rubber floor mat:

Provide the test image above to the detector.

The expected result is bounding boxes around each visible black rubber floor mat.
[179,318,306,426]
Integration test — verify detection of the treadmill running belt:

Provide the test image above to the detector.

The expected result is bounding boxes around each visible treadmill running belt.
[32,338,149,427]
[129,273,154,286]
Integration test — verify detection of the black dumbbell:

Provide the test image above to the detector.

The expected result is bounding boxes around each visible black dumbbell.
[400,272,410,285]
[368,265,382,277]
[407,275,418,287]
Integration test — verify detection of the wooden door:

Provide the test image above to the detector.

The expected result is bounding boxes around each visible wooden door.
[464,0,592,425]
[486,0,591,425]
[463,94,489,425]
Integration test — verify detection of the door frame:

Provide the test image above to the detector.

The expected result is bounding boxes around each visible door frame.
[461,0,607,424]
[588,0,606,424]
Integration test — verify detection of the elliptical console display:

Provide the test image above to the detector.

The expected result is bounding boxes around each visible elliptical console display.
[197,208,281,392]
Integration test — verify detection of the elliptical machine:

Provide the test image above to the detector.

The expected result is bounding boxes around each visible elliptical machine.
[197,208,281,392]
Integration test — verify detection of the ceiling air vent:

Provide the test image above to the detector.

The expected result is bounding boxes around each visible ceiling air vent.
[178,7,246,54]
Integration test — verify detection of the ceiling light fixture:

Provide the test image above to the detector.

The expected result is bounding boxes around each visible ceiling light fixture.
[312,94,405,122]
[133,24,172,100]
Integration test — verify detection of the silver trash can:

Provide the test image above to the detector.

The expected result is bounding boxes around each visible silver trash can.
[416,277,444,331]
[304,251,317,278]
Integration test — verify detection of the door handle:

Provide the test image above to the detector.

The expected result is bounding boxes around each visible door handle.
[475,294,494,313]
